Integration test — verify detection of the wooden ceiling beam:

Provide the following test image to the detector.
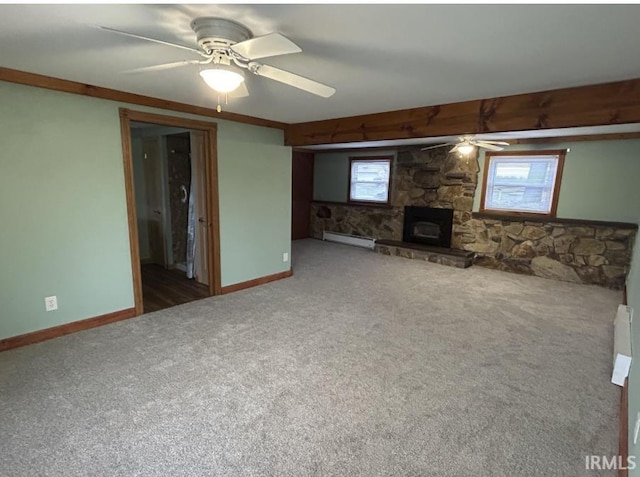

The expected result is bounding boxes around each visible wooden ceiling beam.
[285,78,640,146]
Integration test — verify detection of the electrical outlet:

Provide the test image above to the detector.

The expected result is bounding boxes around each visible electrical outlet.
[44,296,58,312]
[283,252,289,262]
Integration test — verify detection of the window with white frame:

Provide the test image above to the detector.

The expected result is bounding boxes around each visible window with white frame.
[481,150,565,216]
[349,157,392,204]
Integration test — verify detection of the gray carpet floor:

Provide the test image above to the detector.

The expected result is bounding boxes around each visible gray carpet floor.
[0,239,621,476]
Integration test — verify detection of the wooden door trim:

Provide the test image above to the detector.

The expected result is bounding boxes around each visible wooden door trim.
[119,108,222,315]
[119,112,143,315]
[204,125,222,297]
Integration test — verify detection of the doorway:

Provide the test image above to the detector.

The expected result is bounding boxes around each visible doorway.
[291,150,314,240]
[120,109,221,315]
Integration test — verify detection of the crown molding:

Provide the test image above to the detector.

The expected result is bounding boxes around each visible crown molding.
[0,67,287,130]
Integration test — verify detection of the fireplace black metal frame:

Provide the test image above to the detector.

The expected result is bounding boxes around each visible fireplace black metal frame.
[403,206,454,248]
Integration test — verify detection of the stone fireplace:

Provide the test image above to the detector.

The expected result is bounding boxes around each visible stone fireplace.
[310,146,636,288]
[403,206,453,248]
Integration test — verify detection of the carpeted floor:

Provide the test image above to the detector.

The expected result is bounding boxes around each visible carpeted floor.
[0,239,621,476]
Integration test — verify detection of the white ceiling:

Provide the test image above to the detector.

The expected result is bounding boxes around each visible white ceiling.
[1,4,639,124]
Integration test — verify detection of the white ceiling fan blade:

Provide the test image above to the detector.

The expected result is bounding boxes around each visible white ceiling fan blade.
[252,63,335,98]
[231,33,301,60]
[421,143,454,151]
[477,143,505,151]
[479,140,510,145]
[95,25,203,55]
[123,60,202,74]
[229,81,249,98]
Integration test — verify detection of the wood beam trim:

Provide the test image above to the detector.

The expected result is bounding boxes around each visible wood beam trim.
[285,78,640,146]
[0,67,287,130]
[305,131,640,155]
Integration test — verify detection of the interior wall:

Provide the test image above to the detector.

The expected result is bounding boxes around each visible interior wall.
[131,136,150,261]
[473,139,640,222]
[310,147,477,242]
[0,82,133,340]
[0,80,291,340]
[218,141,292,286]
[627,231,640,474]
[313,150,397,203]
[314,140,640,221]
[312,139,638,288]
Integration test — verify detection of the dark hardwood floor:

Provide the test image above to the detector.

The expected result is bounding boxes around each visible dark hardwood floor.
[141,264,210,313]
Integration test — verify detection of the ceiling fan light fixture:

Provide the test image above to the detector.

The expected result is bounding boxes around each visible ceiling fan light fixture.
[456,143,475,155]
[199,65,244,93]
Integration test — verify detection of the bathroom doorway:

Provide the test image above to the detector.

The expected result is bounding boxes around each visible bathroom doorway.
[120,109,221,315]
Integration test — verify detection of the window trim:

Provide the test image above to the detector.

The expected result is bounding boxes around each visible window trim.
[348,156,394,206]
[479,149,566,218]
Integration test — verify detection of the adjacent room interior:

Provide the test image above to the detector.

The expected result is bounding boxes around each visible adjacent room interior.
[1,4,640,476]
[130,122,211,312]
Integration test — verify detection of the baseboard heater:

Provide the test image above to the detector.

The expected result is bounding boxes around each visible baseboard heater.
[322,231,376,250]
[612,304,632,387]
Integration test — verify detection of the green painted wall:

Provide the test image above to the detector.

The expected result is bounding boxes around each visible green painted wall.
[473,140,640,222]
[0,83,133,339]
[218,141,291,286]
[0,81,291,340]
[313,153,350,202]
[313,150,397,202]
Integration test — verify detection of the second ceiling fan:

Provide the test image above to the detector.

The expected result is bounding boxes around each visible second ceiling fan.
[98,17,336,110]
[422,136,510,155]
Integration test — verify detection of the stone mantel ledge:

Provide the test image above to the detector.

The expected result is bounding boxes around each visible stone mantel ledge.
[471,212,638,230]
[312,200,394,210]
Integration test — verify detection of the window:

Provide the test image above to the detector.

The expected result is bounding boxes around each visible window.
[481,150,565,216]
[349,156,392,205]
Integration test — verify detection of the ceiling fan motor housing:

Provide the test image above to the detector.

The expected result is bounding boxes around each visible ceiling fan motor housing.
[191,17,253,54]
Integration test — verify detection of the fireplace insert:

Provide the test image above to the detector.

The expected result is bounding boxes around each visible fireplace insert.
[403,206,454,248]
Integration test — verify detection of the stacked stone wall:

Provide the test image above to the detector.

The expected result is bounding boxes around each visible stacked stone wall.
[311,146,636,288]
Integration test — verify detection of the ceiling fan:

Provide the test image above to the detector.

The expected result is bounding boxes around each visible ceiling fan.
[421,136,509,155]
[97,17,336,111]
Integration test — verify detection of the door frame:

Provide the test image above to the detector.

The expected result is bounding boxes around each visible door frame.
[119,108,222,315]
[291,150,315,240]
